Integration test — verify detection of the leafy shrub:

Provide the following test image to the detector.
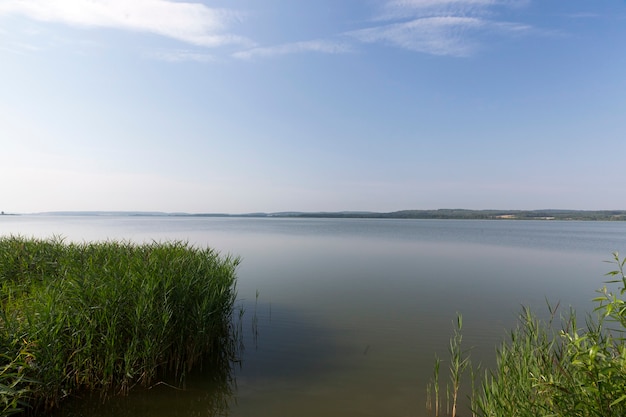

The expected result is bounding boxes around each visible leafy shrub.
[431,253,626,417]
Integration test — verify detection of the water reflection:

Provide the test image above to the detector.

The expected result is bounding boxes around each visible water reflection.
[47,299,353,417]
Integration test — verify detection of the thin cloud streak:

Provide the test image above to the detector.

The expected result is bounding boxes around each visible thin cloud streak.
[350,16,485,57]
[0,40,41,55]
[233,39,353,60]
[352,0,535,56]
[385,0,527,12]
[392,0,495,5]
[564,12,602,19]
[147,49,216,63]
[378,0,509,21]
[0,0,250,47]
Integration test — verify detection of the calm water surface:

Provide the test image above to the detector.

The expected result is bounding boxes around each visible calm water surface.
[2,216,626,417]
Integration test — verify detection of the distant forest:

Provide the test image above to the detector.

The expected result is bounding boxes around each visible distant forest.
[23,210,626,221]
[201,209,626,221]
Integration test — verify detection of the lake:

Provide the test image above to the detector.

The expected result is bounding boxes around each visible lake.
[2,216,625,417]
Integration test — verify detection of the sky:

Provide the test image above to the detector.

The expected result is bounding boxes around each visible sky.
[1,0,625,214]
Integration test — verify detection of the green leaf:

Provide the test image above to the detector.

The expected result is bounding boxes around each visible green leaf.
[610,394,626,407]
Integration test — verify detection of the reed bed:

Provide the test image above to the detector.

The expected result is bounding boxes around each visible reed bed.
[428,253,626,417]
[0,236,240,416]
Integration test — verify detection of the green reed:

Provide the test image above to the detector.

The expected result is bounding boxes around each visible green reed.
[425,357,438,414]
[448,315,470,417]
[430,252,626,417]
[427,314,470,417]
[0,236,240,415]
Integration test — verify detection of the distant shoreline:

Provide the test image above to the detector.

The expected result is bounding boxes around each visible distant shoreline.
[12,209,626,221]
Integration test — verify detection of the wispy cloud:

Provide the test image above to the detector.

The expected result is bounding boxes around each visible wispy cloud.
[383,0,528,14]
[146,49,216,63]
[349,0,534,56]
[350,16,485,57]
[235,0,536,60]
[380,0,501,19]
[564,12,601,19]
[0,0,250,47]
[0,42,38,55]
[350,15,533,56]
[233,39,352,60]
[389,0,498,6]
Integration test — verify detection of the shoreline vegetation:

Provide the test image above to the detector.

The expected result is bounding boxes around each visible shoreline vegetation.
[0,236,240,416]
[5,209,626,221]
[430,253,626,417]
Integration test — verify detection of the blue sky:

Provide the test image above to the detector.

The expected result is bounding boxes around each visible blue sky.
[1,0,625,213]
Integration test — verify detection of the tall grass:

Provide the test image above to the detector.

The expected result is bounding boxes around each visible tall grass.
[427,315,471,417]
[430,252,626,417]
[0,236,240,415]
